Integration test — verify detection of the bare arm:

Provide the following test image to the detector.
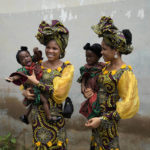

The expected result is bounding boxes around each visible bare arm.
[81,78,86,94]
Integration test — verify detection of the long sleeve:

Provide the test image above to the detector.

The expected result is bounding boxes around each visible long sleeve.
[100,70,140,127]
[52,64,74,104]
[116,70,140,119]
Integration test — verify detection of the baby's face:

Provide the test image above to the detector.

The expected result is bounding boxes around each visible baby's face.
[19,51,32,66]
[86,50,99,66]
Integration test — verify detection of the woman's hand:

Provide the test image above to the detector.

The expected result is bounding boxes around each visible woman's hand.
[27,70,39,85]
[83,88,94,99]
[22,87,35,100]
[85,117,101,128]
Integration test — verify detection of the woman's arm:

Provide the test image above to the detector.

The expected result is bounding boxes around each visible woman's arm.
[102,70,139,124]
[81,78,86,94]
[116,70,140,119]
[52,64,74,104]
[101,70,139,121]
[29,64,74,104]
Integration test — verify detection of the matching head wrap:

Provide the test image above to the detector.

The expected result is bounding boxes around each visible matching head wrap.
[36,20,69,58]
[91,16,133,55]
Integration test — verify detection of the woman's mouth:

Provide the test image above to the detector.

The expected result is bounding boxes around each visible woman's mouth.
[47,54,54,58]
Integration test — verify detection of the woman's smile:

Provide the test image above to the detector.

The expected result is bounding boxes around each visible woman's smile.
[47,54,55,58]
[45,40,61,61]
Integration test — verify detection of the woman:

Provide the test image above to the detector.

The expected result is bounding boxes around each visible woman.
[23,20,74,150]
[85,16,140,150]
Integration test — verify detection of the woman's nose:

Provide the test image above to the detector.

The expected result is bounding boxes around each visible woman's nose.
[47,48,53,52]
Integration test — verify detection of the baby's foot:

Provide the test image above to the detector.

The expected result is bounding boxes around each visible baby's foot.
[19,115,29,124]
[5,77,13,82]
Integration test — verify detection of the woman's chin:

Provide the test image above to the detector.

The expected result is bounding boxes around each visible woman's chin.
[47,57,59,62]
[47,57,55,61]
[104,58,109,62]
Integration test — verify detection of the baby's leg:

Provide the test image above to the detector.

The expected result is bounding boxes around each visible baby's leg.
[40,94,51,120]
[24,104,32,118]
[19,104,32,125]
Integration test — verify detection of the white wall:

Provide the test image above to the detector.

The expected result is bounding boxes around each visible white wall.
[0,0,122,14]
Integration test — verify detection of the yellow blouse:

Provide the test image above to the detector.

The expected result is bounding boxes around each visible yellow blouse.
[117,70,140,119]
[52,64,74,104]
[99,64,140,121]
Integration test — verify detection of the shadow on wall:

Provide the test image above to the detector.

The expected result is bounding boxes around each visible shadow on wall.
[0,96,26,119]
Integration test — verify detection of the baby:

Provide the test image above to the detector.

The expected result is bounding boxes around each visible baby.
[78,43,104,119]
[6,46,56,124]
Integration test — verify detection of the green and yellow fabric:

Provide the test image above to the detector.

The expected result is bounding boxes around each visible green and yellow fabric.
[91,16,133,55]
[36,20,69,58]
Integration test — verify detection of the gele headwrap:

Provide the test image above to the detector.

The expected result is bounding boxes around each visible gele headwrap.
[92,16,133,54]
[36,20,69,58]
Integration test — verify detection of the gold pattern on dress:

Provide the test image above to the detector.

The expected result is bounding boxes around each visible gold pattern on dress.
[102,137,110,146]
[108,127,114,139]
[47,141,52,147]
[47,69,52,73]
[57,140,63,147]
[99,147,103,150]
[35,141,41,147]
[66,138,69,144]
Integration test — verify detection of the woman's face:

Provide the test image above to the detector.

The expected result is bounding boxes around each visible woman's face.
[86,50,99,66]
[19,51,32,66]
[45,40,61,62]
[101,40,116,62]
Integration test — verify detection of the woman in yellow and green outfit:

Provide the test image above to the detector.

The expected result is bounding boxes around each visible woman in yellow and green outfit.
[23,20,74,150]
[85,16,140,150]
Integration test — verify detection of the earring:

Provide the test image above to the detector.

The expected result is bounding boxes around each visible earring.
[114,52,118,59]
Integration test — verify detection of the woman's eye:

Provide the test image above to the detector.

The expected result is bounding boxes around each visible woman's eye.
[53,47,57,50]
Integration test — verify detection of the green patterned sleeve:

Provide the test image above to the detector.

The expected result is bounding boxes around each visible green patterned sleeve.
[77,66,85,83]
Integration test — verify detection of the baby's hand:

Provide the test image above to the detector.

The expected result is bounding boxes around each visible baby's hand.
[5,77,14,82]
[5,75,20,82]
[83,88,94,99]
